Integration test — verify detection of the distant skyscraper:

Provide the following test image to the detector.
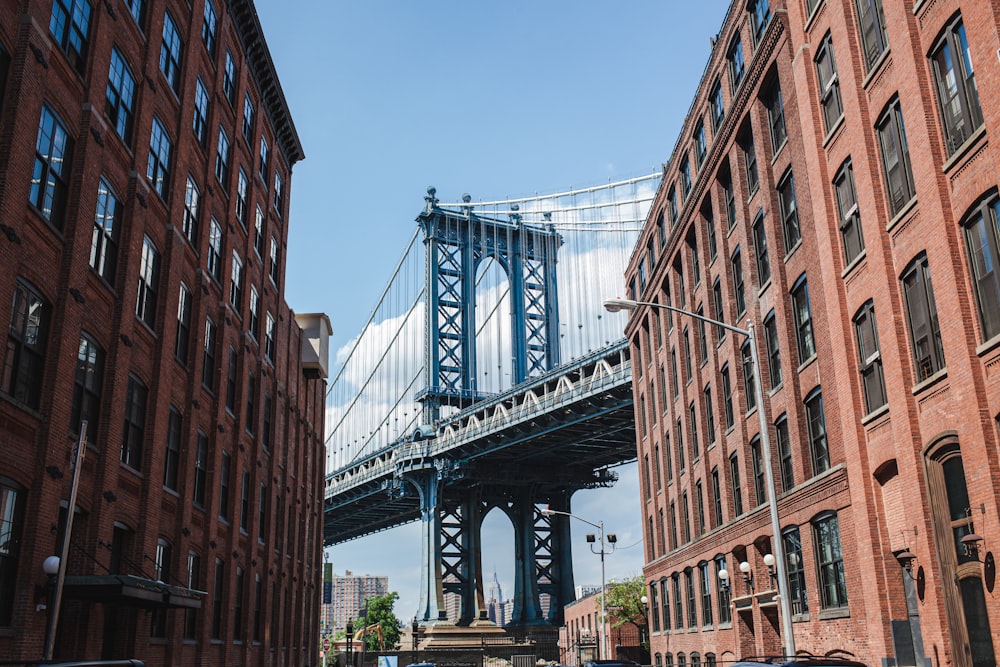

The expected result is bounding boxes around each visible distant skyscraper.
[486,570,507,626]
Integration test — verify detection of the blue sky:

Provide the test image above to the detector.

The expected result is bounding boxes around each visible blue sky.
[254,0,731,621]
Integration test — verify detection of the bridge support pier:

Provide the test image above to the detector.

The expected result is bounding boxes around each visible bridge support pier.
[405,467,446,622]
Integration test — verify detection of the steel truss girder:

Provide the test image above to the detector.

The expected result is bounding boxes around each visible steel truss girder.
[418,206,562,420]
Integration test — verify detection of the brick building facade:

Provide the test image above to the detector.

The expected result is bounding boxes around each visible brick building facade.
[0,1,329,665]
[621,1,1000,666]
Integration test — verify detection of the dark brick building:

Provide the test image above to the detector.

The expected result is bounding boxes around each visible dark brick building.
[621,1,1000,666]
[0,0,329,664]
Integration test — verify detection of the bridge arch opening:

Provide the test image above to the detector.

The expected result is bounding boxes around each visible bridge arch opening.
[474,255,514,394]
[478,506,516,625]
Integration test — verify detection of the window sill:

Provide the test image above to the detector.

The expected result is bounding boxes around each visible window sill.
[841,248,867,279]
[860,402,889,426]
[757,278,772,297]
[861,48,892,90]
[818,606,850,620]
[804,0,825,31]
[0,391,43,419]
[885,196,918,234]
[770,140,787,166]
[821,114,845,149]
[792,612,811,623]
[768,382,783,397]
[941,124,987,175]
[783,238,802,262]
[976,333,1000,357]
[716,621,733,630]
[911,367,947,396]
[796,353,818,373]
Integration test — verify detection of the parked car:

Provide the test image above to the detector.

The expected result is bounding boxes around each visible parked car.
[730,654,868,667]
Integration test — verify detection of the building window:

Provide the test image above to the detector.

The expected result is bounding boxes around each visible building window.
[211,558,224,639]
[223,50,236,104]
[855,0,888,72]
[901,253,945,382]
[273,171,284,214]
[704,384,716,444]
[685,568,697,627]
[87,178,121,285]
[269,237,280,285]
[764,79,786,152]
[159,11,182,93]
[673,574,683,629]
[649,582,661,633]
[230,251,244,310]
[682,492,691,544]
[236,169,249,226]
[242,93,255,146]
[749,0,770,45]
[0,483,26,626]
[791,276,815,362]
[742,339,756,412]
[931,17,983,155]
[752,212,770,285]
[202,0,217,56]
[164,407,181,491]
[728,36,745,91]
[259,137,269,183]
[147,116,171,198]
[670,347,679,398]
[136,236,160,328]
[764,310,781,389]
[668,187,678,226]
[253,573,263,641]
[710,78,725,131]
[877,98,916,216]
[121,374,147,470]
[660,578,670,631]
[722,170,736,231]
[854,300,887,413]
[193,431,208,507]
[676,418,685,472]
[150,538,171,637]
[239,468,250,532]
[963,195,1000,340]
[176,282,192,363]
[181,176,200,245]
[193,76,209,148]
[697,305,708,361]
[694,121,706,169]
[805,387,829,474]
[715,557,731,626]
[254,206,265,257]
[246,372,256,435]
[813,512,848,608]
[699,561,713,626]
[123,0,143,25]
[783,527,808,614]
[695,480,706,535]
[4,280,50,409]
[184,551,201,639]
[683,328,692,381]
[751,436,765,506]
[30,105,73,227]
[249,286,260,340]
[721,364,734,429]
[265,313,276,362]
[731,248,746,317]
[49,0,91,73]
[729,452,742,516]
[105,48,136,143]
[740,127,759,195]
[681,157,692,199]
[219,450,232,521]
[712,278,726,342]
[215,127,231,185]
[815,33,843,134]
[257,482,267,540]
[777,171,800,253]
[776,415,794,492]
[705,204,717,261]
[711,467,723,527]
[669,502,678,551]
[202,317,216,391]
[262,393,273,452]
[689,402,699,459]
[71,334,102,440]
[834,160,864,265]
[226,346,237,413]
[208,218,223,282]
[804,0,821,17]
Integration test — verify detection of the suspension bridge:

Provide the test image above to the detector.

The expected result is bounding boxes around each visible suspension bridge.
[323,173,660,627]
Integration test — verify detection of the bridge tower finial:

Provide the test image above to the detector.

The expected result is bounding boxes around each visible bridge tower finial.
[425,186,438,213]
[461,193,474,217]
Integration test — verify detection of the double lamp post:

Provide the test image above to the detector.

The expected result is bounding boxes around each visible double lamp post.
[603,298,796,659]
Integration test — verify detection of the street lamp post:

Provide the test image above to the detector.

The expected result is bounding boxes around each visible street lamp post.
[540,507,616,661]
[604,298,796,658]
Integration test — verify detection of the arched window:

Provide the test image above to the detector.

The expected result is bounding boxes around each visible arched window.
[0,478,25,627]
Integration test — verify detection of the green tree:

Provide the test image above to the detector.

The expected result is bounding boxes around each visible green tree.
[353,591,401,651]
[601,575,649,649]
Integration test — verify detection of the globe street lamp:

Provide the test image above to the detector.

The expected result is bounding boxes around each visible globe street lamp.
[604,297,796,658]
[540,507,616,660]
